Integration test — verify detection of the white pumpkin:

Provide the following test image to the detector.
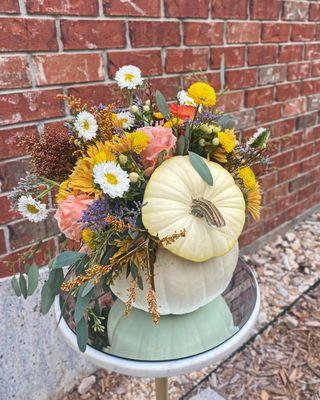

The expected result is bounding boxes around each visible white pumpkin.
[110,242,239,315]
[142,156,245,262]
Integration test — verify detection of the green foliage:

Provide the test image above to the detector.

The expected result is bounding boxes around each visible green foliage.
[11,276,21,297]
[76,317,88,353]
[51,251,85,270]
[19,273,27,299]
[176,135,186,155]
[188,151,213,186]
[155,90,171,119]
[27,264,39,296]
[40,268,64,315]
[74,286,92,324]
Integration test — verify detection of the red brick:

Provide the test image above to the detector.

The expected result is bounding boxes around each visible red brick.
[295,142,314,161]
[0,56,31,90]
[165,0,209,18]
[262,23,290,42]
[0,239,56,278]
[251,0,281,20]
[278,163,300,183]
[304,126,320,142]
[0,89,64,126]
[245,87,274,107]
[61,20,125,50]
[149,77,181,100]
[279,44,304,63]
[271,118,296,138]
[291,24,316,42]
[69,83,126,108]
[212,0,247,19]
[216,91,243,113]
[0,125,38,161]
[260,172,278,190]
[240,224,264,247]
[184,22,223,46]
[0,0,19,13]
[305,43,320,60]
[211,47,245,69]
[280,131,303,151]
[0,18,57,51]
[275,82,301,101]
[0,158,30,192]
[301,79,320,95]
[247,45,278,66]
[26,0,99,15]
[311,61,320,77]
[108,50,162,76]
[258,65,286,85]
[271,151,294,170]
[130,21,180,48]
[283,1,309,20]
[104,0,160,16]
[165,48,209,74]
[226,69,257,90]
[309,2,320,21]
[283,98,306,117]
[287,62,310,80]
[0,196,20,225]
[256,104,281,124]
[227,22,260,43]
[300,154,320,173]
[232,110,256,129]
[33,53,104,86]
[264,181,290,204]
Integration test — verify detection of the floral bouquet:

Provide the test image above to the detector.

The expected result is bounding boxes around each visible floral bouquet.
[9,65,270,352]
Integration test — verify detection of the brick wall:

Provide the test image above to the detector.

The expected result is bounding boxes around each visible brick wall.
[1,0,320,278]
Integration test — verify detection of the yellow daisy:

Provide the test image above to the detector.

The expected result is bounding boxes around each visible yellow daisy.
[238,166,256,190]
[109,130,150,154]
[246,182,262,220]
[187,82,216,107]
[218,129,237,153]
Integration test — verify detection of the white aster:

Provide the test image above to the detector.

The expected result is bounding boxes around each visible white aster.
[17,195,49,223]
[115,65,143,90]
[177,90,196,106]
[115,111,135,129]
[74,111,98,141]
[247,127,268,146]
[93,162,130,198]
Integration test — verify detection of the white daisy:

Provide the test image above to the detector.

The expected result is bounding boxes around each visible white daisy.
[177,90,196,107]
[17,195,49,223]
[115,111,135,129]
[74,111,98,141]
[115,65,143,90]
[93,162,130,198]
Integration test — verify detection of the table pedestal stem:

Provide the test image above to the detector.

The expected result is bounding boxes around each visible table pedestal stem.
[155,377,168,400]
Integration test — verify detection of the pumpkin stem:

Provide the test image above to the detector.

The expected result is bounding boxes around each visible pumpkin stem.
[191,198,226,227]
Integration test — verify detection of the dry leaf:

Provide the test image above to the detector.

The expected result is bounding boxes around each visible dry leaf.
[260,389,269,400]
[279,369,288,385]
[289,368,298,382]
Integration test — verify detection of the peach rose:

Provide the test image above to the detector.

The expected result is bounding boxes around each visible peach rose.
[54,194,94,241]
[140,126,177,176]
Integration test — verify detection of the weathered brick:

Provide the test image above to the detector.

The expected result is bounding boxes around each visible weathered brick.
[211,46,245,69]
[247,45,278,66]
[307,94,320,111]
[291,24,316,42]
[69,84,126,108]
[0,89,64,126]
[165,48,209,73]
[271,118,296,138]
[283,1,309,20]
[61,20,125,50]
[245,87,274,107]
[130,21,180,48]
[295,142,315,161]
[262,23,290,42]
[0,18,58,51]
[216,92,243,113]
[276,82,301,101]
[0,158,30,192]
[0,0,19,13]
[296,112,318,130]
[258,65,286,85]
[0,56,31,89]
[305,43,320,60]
[309,2,320,21]
[232,110,256,129]
[283,98,306,117]
[212,0,247,19]
[0,228,7,256]
[279,44,304,63]
[256,104,282,124]
[226,69,257,89]
[300,154,320,173]
[311,61,320,77]
[0,196,20,225]
[0,126,37,161]
[227,22,261,43]
[251,0,281,20]
[287,62,310,81]
[108,50,162,76]
[104,0,160,16]
[184,22,223,46]
[301,78,320,95]
[33,53,104,86]
[26,0,99,15]
[149,77,181,100]
[165,0,209,18]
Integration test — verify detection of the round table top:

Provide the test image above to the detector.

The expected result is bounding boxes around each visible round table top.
[55,258,260,378]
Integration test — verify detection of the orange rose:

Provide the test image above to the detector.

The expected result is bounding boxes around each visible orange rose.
[169,104,196,121]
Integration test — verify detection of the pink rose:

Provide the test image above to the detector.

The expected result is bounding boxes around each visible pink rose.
[54,194,94,241]
[140,126,177,176]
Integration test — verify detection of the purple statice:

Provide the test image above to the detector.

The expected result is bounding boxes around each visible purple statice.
[194,109,221,125]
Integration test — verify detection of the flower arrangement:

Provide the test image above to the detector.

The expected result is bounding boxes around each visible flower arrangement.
[9,65,270,352]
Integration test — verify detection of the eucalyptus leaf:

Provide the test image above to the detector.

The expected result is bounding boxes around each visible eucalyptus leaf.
[51,251,85,270]
[188,151,213,186]
[27,264,39,296]
[155,90,171,119]
[41,280,55,315]
[137,275,143,291]
[81,281,94,297]
[176,135,186,155]
[217,114,235,130]
[11,276,21,297]
[220,54,225,90]
[19,273,27,299]
[130,262,139,280]
[74,288,92,324]
[76,317,88,353]
[101,246,118,265]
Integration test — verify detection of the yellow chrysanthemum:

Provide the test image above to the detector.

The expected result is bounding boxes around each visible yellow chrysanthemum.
[246,182,262,220]
[218,129,237,153]
[238,166,256,190]
[69,158,96,196]
[86,141,115,166]
[164,117,184,128]
[187,82,216,107]
[109,130,150,154]
[56,179,74,202]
